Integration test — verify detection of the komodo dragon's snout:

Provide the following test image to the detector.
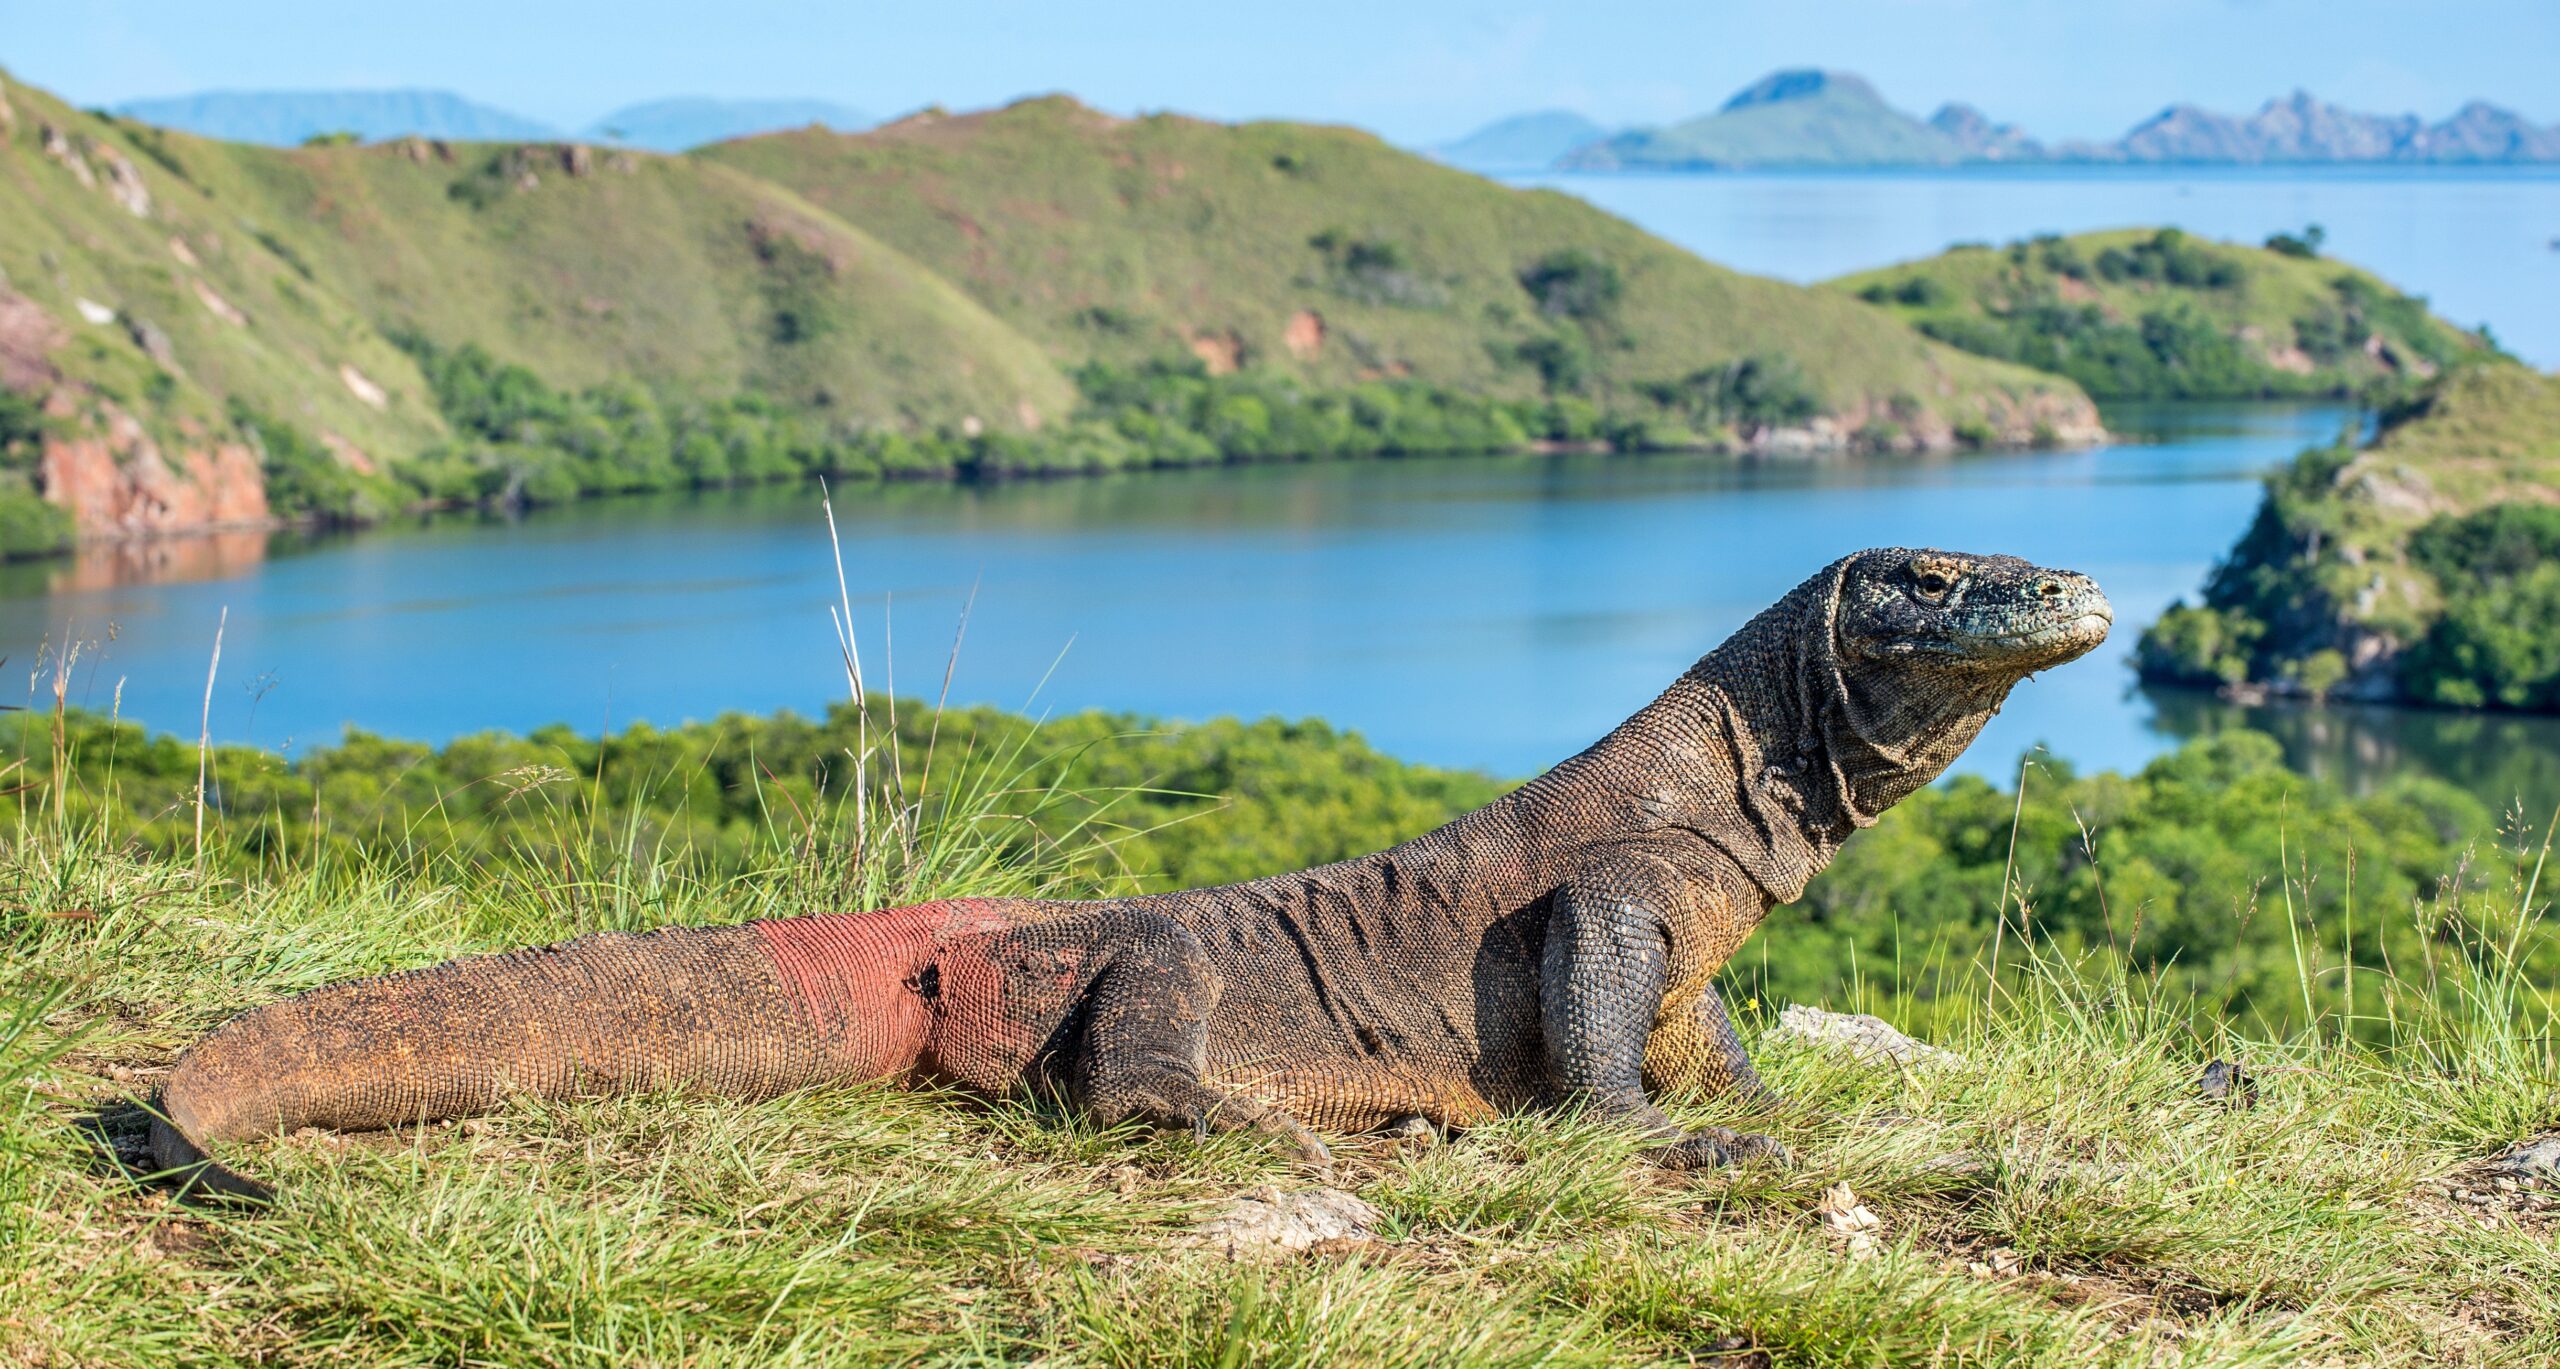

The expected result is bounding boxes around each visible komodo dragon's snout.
[148,548,2110,1199]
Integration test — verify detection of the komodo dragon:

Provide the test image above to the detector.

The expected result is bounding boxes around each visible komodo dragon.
[149,548,2110,1198]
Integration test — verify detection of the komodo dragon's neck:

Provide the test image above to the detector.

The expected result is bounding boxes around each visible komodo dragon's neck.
[1436,564,2009,906]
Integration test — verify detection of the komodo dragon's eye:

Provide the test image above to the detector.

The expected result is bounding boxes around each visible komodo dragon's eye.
[1910,567,1957,599]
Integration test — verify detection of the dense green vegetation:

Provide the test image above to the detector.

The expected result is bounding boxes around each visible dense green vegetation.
[2139,366,2560,711]
[7,695,2555,1364]
[12,690,2547,1037]
[1831,228,2497,400]
[2402,505,2560,710]
[299,337,1907,519]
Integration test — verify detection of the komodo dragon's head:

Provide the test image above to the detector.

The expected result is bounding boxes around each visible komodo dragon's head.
[1810,548,2110,816]
[1725,549,2111,857]
[1645,548,2112,901]
[1831,548,2113,679]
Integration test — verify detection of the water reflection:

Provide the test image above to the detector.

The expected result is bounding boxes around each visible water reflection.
[2142,685,2560,819]
[0,529,272,596]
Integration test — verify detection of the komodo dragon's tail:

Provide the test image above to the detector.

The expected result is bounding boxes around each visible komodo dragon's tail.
[148,907,974,1200]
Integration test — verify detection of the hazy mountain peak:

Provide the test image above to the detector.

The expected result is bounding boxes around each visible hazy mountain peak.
[1719,69,1883,113]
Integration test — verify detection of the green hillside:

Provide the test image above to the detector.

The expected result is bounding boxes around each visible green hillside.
[0,71,2102,558]
[0,71,1074,546]
[700,98,2096,444]
[1560,71,1964,170]
[2138,365,2560,708]
[1831,228,2498,400]
[171,135,1074,427]
[0,76,445,549]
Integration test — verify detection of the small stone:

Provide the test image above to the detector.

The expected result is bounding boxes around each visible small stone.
[1184,1185,1379,1260]
[1768,1005,1963,1069]
[2195,1059,2259,1109]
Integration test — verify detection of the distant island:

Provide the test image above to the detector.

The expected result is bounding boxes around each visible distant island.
[1440,69,2560,172]
[108,88,873,151]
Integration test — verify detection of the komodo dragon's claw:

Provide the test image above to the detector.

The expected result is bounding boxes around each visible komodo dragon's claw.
[1649,1126,1792,1171]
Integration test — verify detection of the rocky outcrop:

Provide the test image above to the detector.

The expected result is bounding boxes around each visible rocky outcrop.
[1746,386,2103,457]
[40,123,96,188]
[36,398,271,540]
[1283,309,1326,360]
[95,141,152,217]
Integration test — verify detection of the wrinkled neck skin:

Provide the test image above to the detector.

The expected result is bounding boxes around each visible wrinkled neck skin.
[1517,561,2015,904]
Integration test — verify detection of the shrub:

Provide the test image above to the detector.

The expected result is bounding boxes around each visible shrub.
[1516,249,1624,321]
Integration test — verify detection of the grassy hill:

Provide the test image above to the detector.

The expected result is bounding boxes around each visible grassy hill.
[5,695,2555,1364]
[1561,71,1964,171]
[173,135,1076,427]
[0,76,448,550]
[699,97,2095,443]
[1,70,2099,558]
[1831,228,2499,400]
[2138,365,2560,708]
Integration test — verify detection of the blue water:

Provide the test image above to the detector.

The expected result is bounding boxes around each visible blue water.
[0,404,2368,785]
[7,168,2557,809]
[1513,166,2560,367]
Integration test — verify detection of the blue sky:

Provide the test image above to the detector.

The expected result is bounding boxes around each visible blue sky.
[5,0,2554,144]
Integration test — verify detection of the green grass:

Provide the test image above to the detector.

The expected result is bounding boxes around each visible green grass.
[1829,228,2498,400]
[3,693,2554,1365]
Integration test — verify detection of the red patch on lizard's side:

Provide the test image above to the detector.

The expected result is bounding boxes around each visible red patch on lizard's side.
[755,899,1006,1077]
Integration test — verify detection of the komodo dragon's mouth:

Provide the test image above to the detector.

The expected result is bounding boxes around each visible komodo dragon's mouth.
[1965,603,2112,663]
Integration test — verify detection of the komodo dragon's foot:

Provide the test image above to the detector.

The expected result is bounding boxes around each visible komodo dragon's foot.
[1648,1125,1791,1171]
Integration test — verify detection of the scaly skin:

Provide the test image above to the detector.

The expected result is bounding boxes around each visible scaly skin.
[151,549,2111,1197]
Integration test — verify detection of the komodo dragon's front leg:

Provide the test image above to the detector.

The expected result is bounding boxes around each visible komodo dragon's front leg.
[1541,855,1786,1169]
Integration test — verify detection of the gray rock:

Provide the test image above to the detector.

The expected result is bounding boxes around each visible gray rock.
[2195,1059,2259,1109]
[2486,1135,2560,1180]
[1768,1004,1964,1068]
[1184,1185,1380,1259]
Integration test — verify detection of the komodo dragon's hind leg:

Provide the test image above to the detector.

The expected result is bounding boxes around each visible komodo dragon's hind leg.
[1063,911,1333,1170]
[1542,858,1788,1170]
